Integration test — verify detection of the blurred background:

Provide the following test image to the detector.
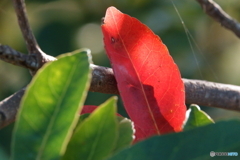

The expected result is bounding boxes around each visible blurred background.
[0,0,240,157]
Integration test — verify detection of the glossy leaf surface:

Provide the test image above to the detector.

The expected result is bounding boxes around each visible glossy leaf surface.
[11,50,92,160]
[102,7,186,141]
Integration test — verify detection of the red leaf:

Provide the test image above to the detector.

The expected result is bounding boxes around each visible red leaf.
[101,6,186,142]
[80,105,98,115]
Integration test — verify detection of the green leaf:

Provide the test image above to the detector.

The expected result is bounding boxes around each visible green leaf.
[184,104,214,131]
[78,114,134,154]
[0,147,8,160]
[11,49,92,160]
[62,97,118,160]
[113,116,134,153]
[107,120,240,160]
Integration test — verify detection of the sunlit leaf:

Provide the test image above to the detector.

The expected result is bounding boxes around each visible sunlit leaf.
[102,6,186,142]
[11,49,92,160]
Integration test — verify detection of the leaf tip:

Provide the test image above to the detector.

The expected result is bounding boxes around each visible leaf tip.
[102,6,122,25]
[106,6,119,13]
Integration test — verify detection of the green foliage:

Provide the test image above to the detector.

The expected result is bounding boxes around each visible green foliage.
[113,116,134,153]
[184,104,214,131]
[62,97,118,160]
[63,107,134,160]
[108,120,240,160]
[5,49,240,160]
[10,50,134,160]
[11,50,92,160]
[1,1,240,159]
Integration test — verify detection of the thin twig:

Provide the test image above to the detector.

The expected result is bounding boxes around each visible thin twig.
[12,0,56,74]
[12,0,39,54]
[196,0,240,38]
[0,44,38,70]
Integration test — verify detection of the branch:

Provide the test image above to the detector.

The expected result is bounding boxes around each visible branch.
[90,65,119,94]
[0,88,25,128]
[196,0,240,38]
[12,0,56,74]
[1,0,240,129]
[184,79,240,110]
[1,63,240,129]
[0,44,38,70]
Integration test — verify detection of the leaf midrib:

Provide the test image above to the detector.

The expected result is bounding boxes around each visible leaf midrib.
[110,9,160,134]
[36,60,78,160]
